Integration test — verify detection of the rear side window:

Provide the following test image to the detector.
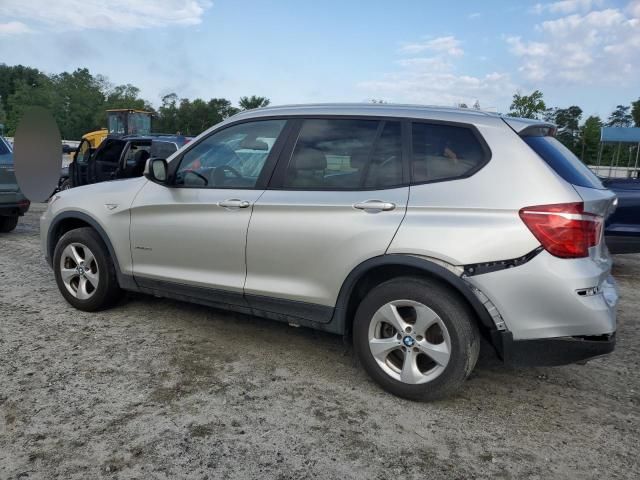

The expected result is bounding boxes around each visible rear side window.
[0,139,11,165]
[411,123,487,183]
[283,119,403,189]
[523,136,604,189]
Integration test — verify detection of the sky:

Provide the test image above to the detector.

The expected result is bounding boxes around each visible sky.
[0,0,639,118]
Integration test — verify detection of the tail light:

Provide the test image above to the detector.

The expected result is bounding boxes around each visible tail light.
[519,202,603,258]
[17,199,30,209]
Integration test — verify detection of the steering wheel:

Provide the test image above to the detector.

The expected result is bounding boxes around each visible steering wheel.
[212,164,243,186]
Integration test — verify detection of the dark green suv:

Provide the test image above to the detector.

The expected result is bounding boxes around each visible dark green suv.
[0,136,30,232]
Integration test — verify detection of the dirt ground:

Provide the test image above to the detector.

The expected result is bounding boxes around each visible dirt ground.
[1,204,639,479]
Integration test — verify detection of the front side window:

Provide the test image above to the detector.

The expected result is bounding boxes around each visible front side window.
[175,119,286,188]
[283,119,403,189]
[411,123,487,183]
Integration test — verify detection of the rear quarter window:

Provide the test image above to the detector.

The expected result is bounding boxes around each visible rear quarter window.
[523,136,604,189]
[411,123,488,183]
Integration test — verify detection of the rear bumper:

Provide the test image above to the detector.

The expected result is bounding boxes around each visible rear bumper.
[0,200,30,216]
[465,250,618,341]
[493,331,616,367]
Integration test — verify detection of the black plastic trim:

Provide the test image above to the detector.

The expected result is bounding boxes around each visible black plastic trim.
[462,247,543,277]
[495,330,616,366]
[135,276,334,327]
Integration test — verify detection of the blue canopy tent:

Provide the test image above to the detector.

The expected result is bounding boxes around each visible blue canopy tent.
[597,127,640,178]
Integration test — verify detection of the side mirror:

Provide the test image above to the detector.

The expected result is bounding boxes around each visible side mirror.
[144,158,168,184]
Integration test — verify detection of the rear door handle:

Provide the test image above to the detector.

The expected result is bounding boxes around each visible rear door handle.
[218,199,251,208]
[353,200,396,211]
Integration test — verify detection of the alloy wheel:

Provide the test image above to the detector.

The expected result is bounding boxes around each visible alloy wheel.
[59,242,99,300]
[368,299,451,384]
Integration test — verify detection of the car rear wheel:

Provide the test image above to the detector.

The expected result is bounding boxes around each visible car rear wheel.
[53,227,122,311]
[0,215,19,233]
[353,277,480,401]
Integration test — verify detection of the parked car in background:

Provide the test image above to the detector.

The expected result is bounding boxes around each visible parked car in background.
[58,134,191,191]
[602,178,640,254]
[0,136,30,232]
[41,104,619,400]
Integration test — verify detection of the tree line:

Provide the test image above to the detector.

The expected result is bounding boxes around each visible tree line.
[1,64,638,166]
[0,64,270,139]
[507,90,640,165]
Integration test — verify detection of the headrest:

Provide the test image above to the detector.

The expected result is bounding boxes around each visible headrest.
[133,149,150,162]
[240,138,268,150]
[291,147,326,170]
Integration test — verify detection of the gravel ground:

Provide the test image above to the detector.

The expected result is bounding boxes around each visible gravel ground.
[1,204,639,479]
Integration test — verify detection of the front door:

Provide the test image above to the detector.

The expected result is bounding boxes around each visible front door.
[71,139,92,186]
[244,118,409,315]
[130,119,288,298]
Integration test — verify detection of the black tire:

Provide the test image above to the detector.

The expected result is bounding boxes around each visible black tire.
[53,227,122,311]
[0,215,19,233]
[353,276,480,401]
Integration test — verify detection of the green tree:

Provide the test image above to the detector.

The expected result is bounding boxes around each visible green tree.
[0,96,6,125]
[508,90,546,119]
[553,106,583,155]
[5,78,56,135]
[631,98,640,127]
[580,115,602,164]
[606,105,632,127]
[53,68,106,139]
[239,95,270,110]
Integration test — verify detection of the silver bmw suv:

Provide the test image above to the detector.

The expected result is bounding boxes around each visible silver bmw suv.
[41,104,619,400]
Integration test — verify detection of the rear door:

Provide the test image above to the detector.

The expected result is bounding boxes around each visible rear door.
[244,117,409,318]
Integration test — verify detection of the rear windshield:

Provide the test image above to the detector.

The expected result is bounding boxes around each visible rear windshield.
[0,139,12,165]
[523,136,604,189]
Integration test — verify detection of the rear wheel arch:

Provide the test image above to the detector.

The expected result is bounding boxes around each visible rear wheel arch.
[333,255,495,338]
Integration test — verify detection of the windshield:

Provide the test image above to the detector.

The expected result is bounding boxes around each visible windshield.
[128,112,151,135]
[523,136,604,190]
[108,112,126,135]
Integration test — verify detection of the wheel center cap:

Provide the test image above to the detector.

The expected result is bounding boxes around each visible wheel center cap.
[77,265,85,275]
[403,336,415,347]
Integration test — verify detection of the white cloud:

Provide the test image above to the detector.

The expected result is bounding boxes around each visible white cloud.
[0,21,33,36]
[468,12,481,19]
[0,0,212,33]
[360,35,513,108]
[531,0,602,15]
[399,36,464,56]
[508,2,640,85]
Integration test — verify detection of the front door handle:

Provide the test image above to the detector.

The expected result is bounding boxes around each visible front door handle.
[354,200,396,212]
[218,199,251,208]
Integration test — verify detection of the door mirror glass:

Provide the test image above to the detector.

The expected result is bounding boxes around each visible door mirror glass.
[144,158,168,184]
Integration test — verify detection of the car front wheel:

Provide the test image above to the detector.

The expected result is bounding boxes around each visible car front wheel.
[353,277,480,401]
[53,227,122,311]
